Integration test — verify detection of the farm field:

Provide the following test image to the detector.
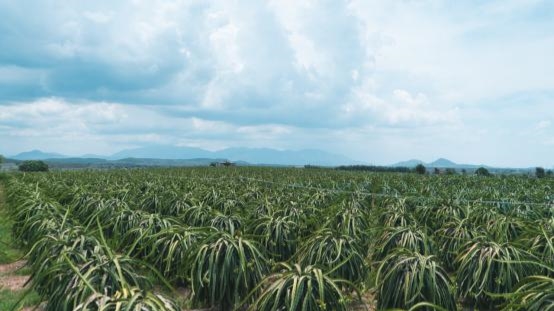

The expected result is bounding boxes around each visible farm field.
[0,167,553,310]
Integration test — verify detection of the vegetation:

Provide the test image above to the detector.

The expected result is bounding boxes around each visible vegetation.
[248,263,359,311]
[18,160,49,172]
[536,166,546,178]
[456,238,537,308]
[503,275,554,310]
[189,230,268,309]
[475,166,491,176]
[0,289,42,311]
[415,163,426,174]
[336,164,411,173]
[0,167,553,310]
[376,249,456,310]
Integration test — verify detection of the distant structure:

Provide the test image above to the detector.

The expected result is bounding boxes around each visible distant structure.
[210,160,236,167]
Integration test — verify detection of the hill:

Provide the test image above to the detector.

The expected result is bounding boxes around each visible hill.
[11,150,66,160]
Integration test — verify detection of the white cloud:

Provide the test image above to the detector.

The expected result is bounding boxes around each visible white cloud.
[343,79,460,127]
[536,120,551,130]
[83,11,114,24]
[1,1,554,167]
[0,98,301,156]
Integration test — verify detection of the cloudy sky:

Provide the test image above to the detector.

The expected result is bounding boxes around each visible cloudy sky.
[1,0,553,167]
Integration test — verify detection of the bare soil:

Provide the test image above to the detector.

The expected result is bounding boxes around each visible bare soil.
[0,260,30,291]
[0,260,26,274]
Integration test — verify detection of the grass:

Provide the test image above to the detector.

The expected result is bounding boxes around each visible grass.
[0,182,23,264]
[0,289,42,310]
[0,179,43,310]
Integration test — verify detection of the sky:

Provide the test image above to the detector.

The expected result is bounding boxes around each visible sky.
[1,0,553,167]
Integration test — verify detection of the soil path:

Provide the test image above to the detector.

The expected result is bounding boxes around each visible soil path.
[0,260,29,291]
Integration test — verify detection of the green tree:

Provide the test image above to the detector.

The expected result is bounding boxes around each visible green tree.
[0,154,4,164]
[445,168,456,175]
[536,167,546,178]
[18,160,49,172]
[475,167,491,176]
[415,164,426,175]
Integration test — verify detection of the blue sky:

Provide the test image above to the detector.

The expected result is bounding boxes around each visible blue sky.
[1,0,553,167]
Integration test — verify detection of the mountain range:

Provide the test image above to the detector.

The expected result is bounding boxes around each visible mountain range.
[11,150,67,160]
[6,149,528,171]
[9,146,358,166]
[391,157,491,169]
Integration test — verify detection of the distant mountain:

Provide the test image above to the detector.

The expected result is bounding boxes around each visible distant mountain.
[428,158,458,168]
[108,146,209,160]
[215,147,356,166]
[43,157,231,169]
[391,158,490,170]
[11,149,67,160]
[392,159,425,167]
[81,153,107,158]
[109,145,358,166]
[9,146,358,167]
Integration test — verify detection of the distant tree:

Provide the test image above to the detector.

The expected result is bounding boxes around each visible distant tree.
[209,162,218,167]
[18,160,49,172]
[536,167,546,179]
[461,169,467,175]
[547,170,553,177]
[336,165,411,173]
[445,168,456,175]
[222,160,235,167]
[475,167,491,176]
[0,154,4,164]
[434,168,441,175]
[415,164,426,175]
[304,164,323,169]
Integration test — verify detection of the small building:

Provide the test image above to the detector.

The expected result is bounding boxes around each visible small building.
[210,160,236,167]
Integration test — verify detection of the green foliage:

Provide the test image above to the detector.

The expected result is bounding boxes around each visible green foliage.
[210,212,242,234]
[330,199,370,242]
[0,198,22,263]
[373,226,433,261]
[142,225,206,281]
[189,230,268,310]
[75,287,180,311]
[247,263,358,311]
[4,166,554,310]
[251,215,298,261]
[36,252,153,310]
[502,275,554,311]
[415,164,426,175]
[376,249,456,310]
[528,226,554,270]
[0,289,42,311]
[475,167,491,176]
[434,218,477,271]
[18,160,49,172]
[536,167,546,179]
[296,228,368,285]
[456,238,538,308]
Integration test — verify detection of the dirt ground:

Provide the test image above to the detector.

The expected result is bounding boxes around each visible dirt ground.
[0,260,29,295]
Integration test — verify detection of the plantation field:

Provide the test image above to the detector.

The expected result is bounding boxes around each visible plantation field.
[1,167,553,310]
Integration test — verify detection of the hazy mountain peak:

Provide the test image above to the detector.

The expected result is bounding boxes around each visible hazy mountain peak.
[12,150,66,160]
[107,145,357,166]
[391,159,425,167]
[429,158,457,167]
